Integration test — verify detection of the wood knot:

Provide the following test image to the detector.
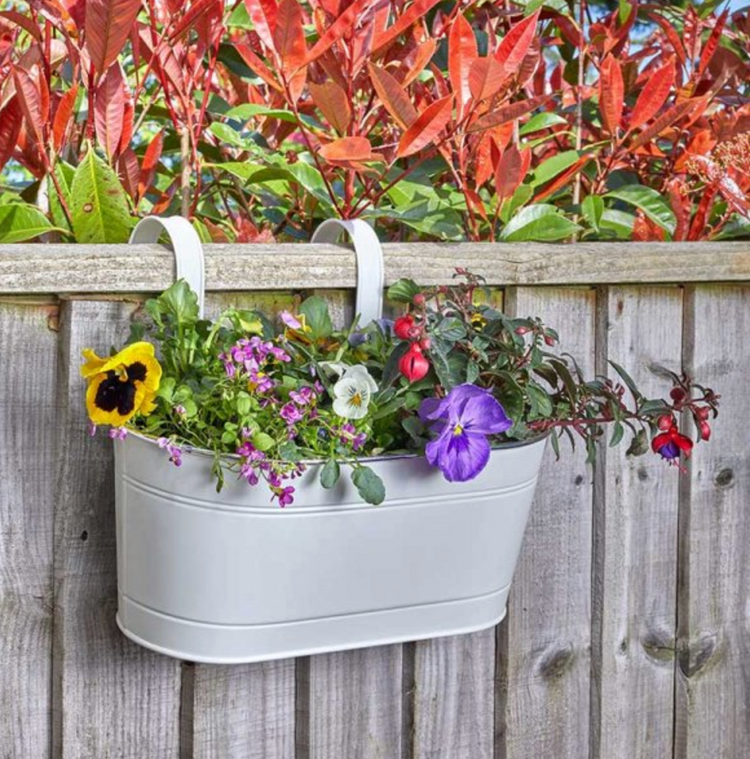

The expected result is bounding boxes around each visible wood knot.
[537,643,576,680]
[637,467,649,482]
[641,631,675,663]
[678,633,720,679]
[715,468,734,488]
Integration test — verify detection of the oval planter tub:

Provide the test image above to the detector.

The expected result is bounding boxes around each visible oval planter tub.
[115,432,547,664]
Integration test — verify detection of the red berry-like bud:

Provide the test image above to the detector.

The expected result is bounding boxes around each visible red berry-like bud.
[670,387,687,403]
[697,407,710,420]
[657,414,674,431]
[515,326,531,336]
[699,421,711,441]
[544,334,556,346]
[419,337,431,350]
[438,285,448,294]
[399,344,429,382]
[393,315,415,340]
[413,293,426,306]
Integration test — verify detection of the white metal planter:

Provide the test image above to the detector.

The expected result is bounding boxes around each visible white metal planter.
[115,217,547,664]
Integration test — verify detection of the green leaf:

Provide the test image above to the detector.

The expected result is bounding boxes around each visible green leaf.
[610,422,625,447]
[0,203,62,243]
[500,204,581,242]
[626,428,650,456]
[532,150,581,187]
[320,459,341,489]
[351,466,386,505]
[606,185,676,237]
[160,280,200,325]
[299,296,333,340]
[582,195,604,232]
[519,112,568,136]
[279,441,302,461]
[387,278,421,304]
[252,432,275,452]
[70,150,132,243]
[609,360,643,401]
[226,104,319,128]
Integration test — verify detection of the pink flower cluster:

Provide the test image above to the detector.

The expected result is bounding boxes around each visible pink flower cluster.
[279,383,323,439]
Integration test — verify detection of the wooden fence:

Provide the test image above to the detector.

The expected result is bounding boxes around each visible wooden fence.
[1,241,749,759]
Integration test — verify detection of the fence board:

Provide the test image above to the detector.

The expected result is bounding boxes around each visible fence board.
[590,287,682,759]
[674,285,750,759]
[0,302,57,759]
[53,300,182,758]
[298,646,403,759]
[191,661,295,759]
[496,288,595,759]
[2,241,750,294]
[411,630,495,759]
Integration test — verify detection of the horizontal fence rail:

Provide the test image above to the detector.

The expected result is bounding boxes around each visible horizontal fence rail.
[0,241,748,759]
[1,241,750,293]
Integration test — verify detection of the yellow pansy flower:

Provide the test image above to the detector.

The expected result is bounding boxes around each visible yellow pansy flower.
[81,342,162,427]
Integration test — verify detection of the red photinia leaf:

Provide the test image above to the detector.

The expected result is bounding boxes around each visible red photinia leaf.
[494,10,539,79]
[397,95,453,158]
[309,80,352,134]
[170,0,221,41]
[0,97,22,173]
[674,128,715,172]
[632,210,666,242]
[668,178,691,241]
[138,130,164,202]
[468,57,506,103]
[629,59,675,131]
[448,12,477,116]
[274,0,307,100]
[319,136,381,164]
[12,65,48,150]
[52,83,78,152]
[118,84,134,155]
[368,63,418,129]
[305,0,371,65]
[495,144,531,203]
[600,55,624,136]
[243,0,277,52]
[117,146,140,199]
[85,0,142,74]
[373,0,442,54]
[0,10,44,42]
[467,94,550,133]
[698,8,729,76]
[402,38,437,86]
[630,99,697,149]
[235,42,283,92]
[94,62,126,159]
[648,12,687,68]
[464,187,488,222]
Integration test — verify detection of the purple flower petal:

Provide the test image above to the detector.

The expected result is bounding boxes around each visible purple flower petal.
[459,392,512,435]
[426,426,491,482]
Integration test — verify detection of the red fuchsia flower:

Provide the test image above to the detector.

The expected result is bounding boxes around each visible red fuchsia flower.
[393,314,421,340]
[651,423,693,462]
[399,343,430,382]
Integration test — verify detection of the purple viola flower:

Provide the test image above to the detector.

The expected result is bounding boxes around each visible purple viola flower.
[339,423,367,451]
[280,402,303,425]
[418,384,512,482]
[290,386,316,405]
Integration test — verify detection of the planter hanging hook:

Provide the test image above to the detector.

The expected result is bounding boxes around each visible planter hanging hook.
[129,216,206,318]
[312,219,384,325]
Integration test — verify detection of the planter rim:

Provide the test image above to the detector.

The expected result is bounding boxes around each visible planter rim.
[125,427,549,465]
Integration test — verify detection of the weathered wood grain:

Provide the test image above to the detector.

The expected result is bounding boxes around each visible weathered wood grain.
[674,285,750,759]
[191,661,295,759]
[0,302,58,759]
[496,287,596,759]
[2,241,750,294]
[53,299,182,758]
[297,646,403,759]
[411,630,495,759]
[590,287,682,759]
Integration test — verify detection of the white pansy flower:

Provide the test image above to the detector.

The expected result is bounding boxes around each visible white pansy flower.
[332,365,378,420]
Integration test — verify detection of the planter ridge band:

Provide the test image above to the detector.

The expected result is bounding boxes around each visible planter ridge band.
[114,217,546,663]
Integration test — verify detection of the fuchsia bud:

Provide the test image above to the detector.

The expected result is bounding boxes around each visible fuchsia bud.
[657,414,674,431]
[413,293,426,306]
[419,337,431,350]
[394,315,416,340]
[670,387,687,403]
[699,421,711,441]
[515,326,531,336]
[399,343,430,382]
[697,407,710,420]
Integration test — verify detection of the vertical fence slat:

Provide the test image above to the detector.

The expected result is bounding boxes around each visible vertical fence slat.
[590,286,682,759]
[298,646,403,759]
[411,630,495,759]
[54,300,182,758]
[674,285,750,759]
[496,287,595,759]
[0,301,57,758]
[191,661,295,759]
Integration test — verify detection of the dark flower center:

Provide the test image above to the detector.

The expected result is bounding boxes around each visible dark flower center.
[127,362,147,382]
[94,371,137,415]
